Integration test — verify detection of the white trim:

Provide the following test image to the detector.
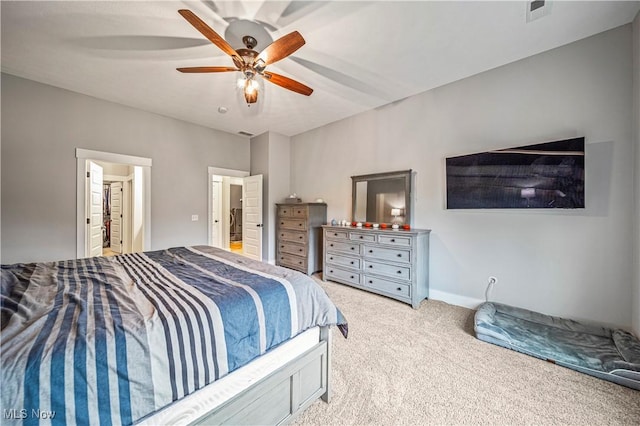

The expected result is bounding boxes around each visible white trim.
[103,174,130,182]
[76,149,152,258]
[76,148,152,167]
[429,289,484,310]
[207,166,249,178]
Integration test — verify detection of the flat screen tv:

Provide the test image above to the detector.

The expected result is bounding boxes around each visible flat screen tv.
[446,137,585,209]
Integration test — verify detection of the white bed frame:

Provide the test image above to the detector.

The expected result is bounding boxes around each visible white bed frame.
[140,326,332,425]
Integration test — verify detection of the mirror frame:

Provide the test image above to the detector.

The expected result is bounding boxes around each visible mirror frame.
[351,170,413,226]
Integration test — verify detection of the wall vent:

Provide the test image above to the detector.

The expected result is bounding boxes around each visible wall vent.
[238,131,254,137]
[526,0,551,23]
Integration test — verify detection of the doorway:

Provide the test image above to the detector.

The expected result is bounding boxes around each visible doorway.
[76,149,151,258]
[229,182,243,253]
[208,167,263,261]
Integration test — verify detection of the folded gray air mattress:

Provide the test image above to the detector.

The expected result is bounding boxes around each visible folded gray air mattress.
[474,302,640,390]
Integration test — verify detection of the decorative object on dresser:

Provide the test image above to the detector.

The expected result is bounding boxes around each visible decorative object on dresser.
[277,202,327,275]
[323,226,430,309]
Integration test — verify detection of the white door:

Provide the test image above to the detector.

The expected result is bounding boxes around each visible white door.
[87,161,103,257]
[211,177,223,248]
[110,182,123,253]
[242,174,263,261]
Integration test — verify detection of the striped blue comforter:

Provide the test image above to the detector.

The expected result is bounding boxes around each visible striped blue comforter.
[1,246,347,425]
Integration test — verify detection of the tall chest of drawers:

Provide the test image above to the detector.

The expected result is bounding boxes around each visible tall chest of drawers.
[323,226,430,309]
[276,203,327,275]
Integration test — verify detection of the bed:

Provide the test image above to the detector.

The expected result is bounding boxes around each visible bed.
[1,245,347,424]
[475,301,640,390]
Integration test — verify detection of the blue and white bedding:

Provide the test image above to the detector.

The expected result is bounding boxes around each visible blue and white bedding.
[1,246,347,425]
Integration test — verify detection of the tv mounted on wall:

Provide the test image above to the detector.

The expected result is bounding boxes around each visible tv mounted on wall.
[446,137,585,209]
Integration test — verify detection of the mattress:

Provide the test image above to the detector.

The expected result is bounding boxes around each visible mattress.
[474,302,640,390]
[1,246,347,424]
[139,326,321,425]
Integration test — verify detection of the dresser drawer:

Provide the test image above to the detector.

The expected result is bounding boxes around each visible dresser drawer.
[349,232,376,242]
[325,240,360,255]
[291,206,309,218]
[278,253,307,271]
[279,230,307,244]
[378,235,412,247]
[364,275,411,298]
[325,229,349,240]
[325,266,361,286]
[363,245,411,263]
[326,253,361,269]
[278,206,293,217]
[363,260,411,281]
[279,218,307,231]
[279,242,307,257]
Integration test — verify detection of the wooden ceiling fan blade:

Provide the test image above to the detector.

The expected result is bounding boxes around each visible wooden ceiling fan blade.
[256,31,305,66]
[178,9,238,58]
[263,71,313,96]
[177,66,238,73]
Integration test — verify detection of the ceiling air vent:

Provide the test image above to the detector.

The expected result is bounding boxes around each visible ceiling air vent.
[526,0,551,23]
[238,131,254,137]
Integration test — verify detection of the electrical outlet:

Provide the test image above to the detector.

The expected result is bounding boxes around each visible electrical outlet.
[191,215,198,221]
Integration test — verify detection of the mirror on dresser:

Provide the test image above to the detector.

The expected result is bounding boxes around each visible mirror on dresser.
[351,170,413,226]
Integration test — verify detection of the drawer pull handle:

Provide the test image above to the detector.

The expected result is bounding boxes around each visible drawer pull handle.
[350,275,354,279]
[359,236,363,239]
[330,270,334,273]
[368,265,373,268]
[351,247,355,250]
[299,249,303,252]
[391,238,396,242]
[299,261,303,265]
[334,233,338,236]
[299,223,303,226]
[369,250,373,253]
[299,236,303,239]
[397,287,402,291]
[281,222,284,225]
[330,244,334,247]
[330,257,334,260]
[397,270,402,274]
[369,280,373,284]
[397,254,402,257]
[350,261,354,265]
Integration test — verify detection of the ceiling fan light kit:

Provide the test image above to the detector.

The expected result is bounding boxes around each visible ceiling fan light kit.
[176,9,313,109]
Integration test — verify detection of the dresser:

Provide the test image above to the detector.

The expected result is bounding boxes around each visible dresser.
[323,226,430,308]
[276,203,327,275]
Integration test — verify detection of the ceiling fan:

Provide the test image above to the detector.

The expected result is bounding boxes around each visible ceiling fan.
[176,9,313,106]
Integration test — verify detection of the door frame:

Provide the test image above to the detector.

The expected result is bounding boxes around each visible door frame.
[207,167,249,248]
[76,149,152,258]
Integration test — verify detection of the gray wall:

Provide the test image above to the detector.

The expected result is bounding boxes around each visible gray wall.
[633,11,640,336]
[249,131,291,264]
[1,73,250,263]
[250,132,270,260]
[291,25,636,329]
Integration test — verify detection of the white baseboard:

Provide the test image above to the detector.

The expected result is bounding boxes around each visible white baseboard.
[429,289,485,310]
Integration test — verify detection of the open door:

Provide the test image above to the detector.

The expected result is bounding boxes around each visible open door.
[110,182,123,253]
[87,161,103,257]
[211,176,223,249]
[242,174,263,261]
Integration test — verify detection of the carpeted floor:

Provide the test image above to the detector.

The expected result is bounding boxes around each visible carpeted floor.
[293,278,640,425]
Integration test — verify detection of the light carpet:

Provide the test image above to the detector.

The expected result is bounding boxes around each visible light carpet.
[294,279,640,425]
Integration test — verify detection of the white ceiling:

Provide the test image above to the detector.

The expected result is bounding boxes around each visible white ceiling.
[2,1,639,137]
